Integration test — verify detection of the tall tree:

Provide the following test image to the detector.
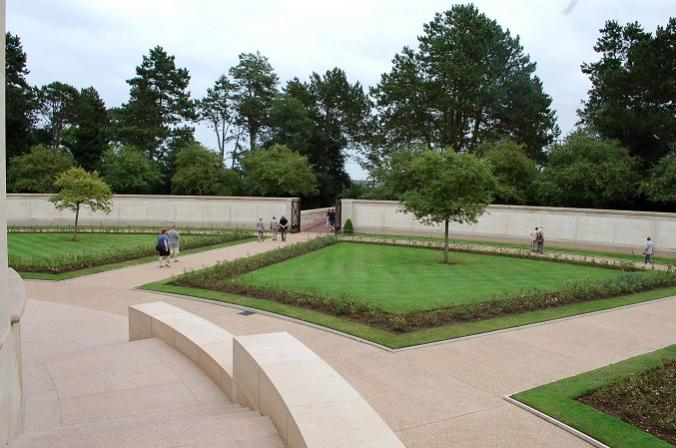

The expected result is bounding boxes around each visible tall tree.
[371,5,557,162]
[171,143,240,195]
[7,146,74,193]
[241,144,317,197]
[579,18,676,164]
[35,81,79,149]
[277,69,371,206]
[116,46,196,161]
[101,146,162,194]
[197,74,237,162]
[5,32,36,160]
[64,87,110,171]
[229,52,279,151]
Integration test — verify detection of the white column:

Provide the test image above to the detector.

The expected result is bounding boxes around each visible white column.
[0,0,9,347]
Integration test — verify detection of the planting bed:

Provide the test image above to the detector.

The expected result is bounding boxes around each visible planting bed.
[513,345,676,448]
[9,228,252,279]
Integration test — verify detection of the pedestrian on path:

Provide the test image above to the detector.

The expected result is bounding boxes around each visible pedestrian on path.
[530,227,538,252]
[156,228,171,268]
[256,218,265,242]
[270,216,279,241]
[279,216,289,242]
[643,236,655,269]
[168,224,181,262]
[328,209,336,233]
[535,227,544,254]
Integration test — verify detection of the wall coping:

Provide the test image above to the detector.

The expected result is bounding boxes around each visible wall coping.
[8,193,298,203]
[128,302,404,448]
[342,199,676,219]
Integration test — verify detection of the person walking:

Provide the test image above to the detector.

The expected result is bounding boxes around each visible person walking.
[256,218,265,242]
[279,215,289,242]
[328,208,336,233]
[156,228,171,268]
[643,236,655,269]
[536,227,545,254]
[270,216,279,241]
[531,227,538,252]
[167,224,181,262]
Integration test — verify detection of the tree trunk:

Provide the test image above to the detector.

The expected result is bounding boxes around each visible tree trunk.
[73,203,80,241]
[444,218,449,264]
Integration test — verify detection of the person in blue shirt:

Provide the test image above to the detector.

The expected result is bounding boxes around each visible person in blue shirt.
[156,228,171,268]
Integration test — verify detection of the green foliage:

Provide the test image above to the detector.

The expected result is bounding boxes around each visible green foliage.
[35,81,79,149]
[230,52,279,150]
[343,219,354,234]
[197,74,237,162]
[537,130,641,208]
[5,32,36,160]
[49,167,113,237]
[371,4,557,161]
[101,146,162,194]
[8,146,74,193]
[481,139,538,204]
[116,46,196,161]
[241,144,317,197]
[171,143,240,195]
[63,87,110,171]
[640,151,676,204]
[580,18,676,164]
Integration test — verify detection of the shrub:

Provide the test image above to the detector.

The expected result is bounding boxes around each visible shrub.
[343,219,354,234]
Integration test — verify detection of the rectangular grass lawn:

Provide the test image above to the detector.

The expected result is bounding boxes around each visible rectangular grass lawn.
[234,242,624,313]
[9,231,250,278]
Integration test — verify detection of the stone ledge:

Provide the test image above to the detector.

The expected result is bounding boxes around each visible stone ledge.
[9,269,26,325]
[128,302,405,448]
[234,332,406,448]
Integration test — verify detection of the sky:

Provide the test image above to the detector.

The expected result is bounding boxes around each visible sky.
[7,0,673,179]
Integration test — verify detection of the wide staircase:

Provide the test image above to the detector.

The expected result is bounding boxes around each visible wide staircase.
[11,300,284,448]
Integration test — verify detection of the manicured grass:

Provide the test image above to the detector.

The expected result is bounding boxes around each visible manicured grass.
[351,232,676,266]
[512,345,676,448]
[9,232,253,280]
[234,243,624,313]
[139,280,676,349]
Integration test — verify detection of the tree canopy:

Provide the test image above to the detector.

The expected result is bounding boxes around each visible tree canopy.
[482,139,538,205]
[388,149,496,263]
[8,146,75,193]
[241,144,317,197]
[5,32,36,160]
[580,18,676,164]
[371,4,558,162]
[101,146,162,194]
[49,167,113,239]
[171,143,239,196]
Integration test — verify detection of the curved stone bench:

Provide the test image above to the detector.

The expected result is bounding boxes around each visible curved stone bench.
[128,302,405,448]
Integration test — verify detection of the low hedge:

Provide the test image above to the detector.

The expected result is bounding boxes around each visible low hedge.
[172,239,676,332]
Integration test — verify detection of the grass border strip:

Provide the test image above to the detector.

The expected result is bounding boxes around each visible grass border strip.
[503,395,611,448]
[509,345,676,448]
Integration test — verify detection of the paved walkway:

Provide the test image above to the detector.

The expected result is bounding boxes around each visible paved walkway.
[23,233,676,447]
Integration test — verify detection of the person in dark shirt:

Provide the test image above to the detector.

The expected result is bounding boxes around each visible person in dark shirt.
[279,216,289,242]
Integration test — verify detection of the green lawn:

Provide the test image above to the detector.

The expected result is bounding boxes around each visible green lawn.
[234,242,624,313]
[512,345,676,448]
[9,232,252,279]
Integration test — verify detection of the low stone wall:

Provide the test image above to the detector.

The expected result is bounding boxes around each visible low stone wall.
[7,194,297,229]
[129,302,405,448]
[340,199,676,256]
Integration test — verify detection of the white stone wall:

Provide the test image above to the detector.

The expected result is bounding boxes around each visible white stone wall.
[7,194,297,229]
[1,6,25,443]
[300,207,330,230]
[341,199,676,256]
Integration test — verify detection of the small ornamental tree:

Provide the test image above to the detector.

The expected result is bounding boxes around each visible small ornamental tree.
[394,149,496,263]
[49,167,113,240]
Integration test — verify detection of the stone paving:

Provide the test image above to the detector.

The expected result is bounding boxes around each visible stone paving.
[22,233,676,447]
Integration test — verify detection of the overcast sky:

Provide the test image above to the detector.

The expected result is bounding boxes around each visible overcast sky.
[7,0,673,179]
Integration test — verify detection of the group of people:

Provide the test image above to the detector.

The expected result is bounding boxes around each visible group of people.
[156,224,180,268]
[256,215,289,242]
[530,226,545,253]
[325,208,337,232]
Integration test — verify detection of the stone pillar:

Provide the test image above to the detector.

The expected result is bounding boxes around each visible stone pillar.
[0,0,25,442]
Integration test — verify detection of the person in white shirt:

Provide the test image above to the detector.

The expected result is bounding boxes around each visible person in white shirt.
[643,237,654,269]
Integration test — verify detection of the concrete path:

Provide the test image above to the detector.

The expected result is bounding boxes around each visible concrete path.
[23,233,676,447]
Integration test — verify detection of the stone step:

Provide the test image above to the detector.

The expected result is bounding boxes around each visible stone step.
[11,412,281,448]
